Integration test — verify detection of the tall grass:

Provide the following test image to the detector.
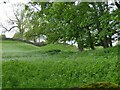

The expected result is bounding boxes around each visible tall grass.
[2,40,119,88]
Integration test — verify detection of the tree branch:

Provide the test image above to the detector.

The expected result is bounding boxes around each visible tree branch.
[115,0,120,9]
[0,24,18,32]
[7,16,17,23]
[28,2,41,11]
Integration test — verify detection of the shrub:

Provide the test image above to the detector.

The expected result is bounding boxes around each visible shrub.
[0,34,6,39]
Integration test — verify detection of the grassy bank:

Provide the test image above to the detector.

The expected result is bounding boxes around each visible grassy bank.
[2,40,119,88]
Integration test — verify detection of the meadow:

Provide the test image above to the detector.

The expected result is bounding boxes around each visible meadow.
[2,40,119,88]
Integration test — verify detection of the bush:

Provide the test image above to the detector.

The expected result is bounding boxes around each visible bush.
[46,49,61,55]
[0,34,6,39]
[13,32,23,40]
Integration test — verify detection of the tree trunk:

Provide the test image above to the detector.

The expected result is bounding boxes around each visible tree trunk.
[34,37,37,43]
[39,37,41,43]
[108,36,113,47]
[20,32,24,40]
[77,40,84,52]
[102,36,109,48]
[88,30,95,50]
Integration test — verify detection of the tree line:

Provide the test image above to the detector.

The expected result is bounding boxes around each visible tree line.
[1,1,120,51]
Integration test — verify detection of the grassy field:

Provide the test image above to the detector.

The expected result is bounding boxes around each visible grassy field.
[2,40,119,88]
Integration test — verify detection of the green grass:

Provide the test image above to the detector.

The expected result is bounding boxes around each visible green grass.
[2,40,119,88]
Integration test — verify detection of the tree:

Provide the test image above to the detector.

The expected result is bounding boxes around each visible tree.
[44,2,96,51]
[90,2,119,48]
[23,1,119,51]
[23,2,48,43]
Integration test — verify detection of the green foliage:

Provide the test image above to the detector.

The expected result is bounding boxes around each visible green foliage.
[23,2,119,50]
[13,32,23,40]
[2,40,119,88]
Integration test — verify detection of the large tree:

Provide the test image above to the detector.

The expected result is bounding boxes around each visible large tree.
[23,1,119,51]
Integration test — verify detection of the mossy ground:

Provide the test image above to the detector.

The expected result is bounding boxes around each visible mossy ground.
[80,82,119,88]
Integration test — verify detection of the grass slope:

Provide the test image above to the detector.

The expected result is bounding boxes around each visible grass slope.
[2,40,119,88]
